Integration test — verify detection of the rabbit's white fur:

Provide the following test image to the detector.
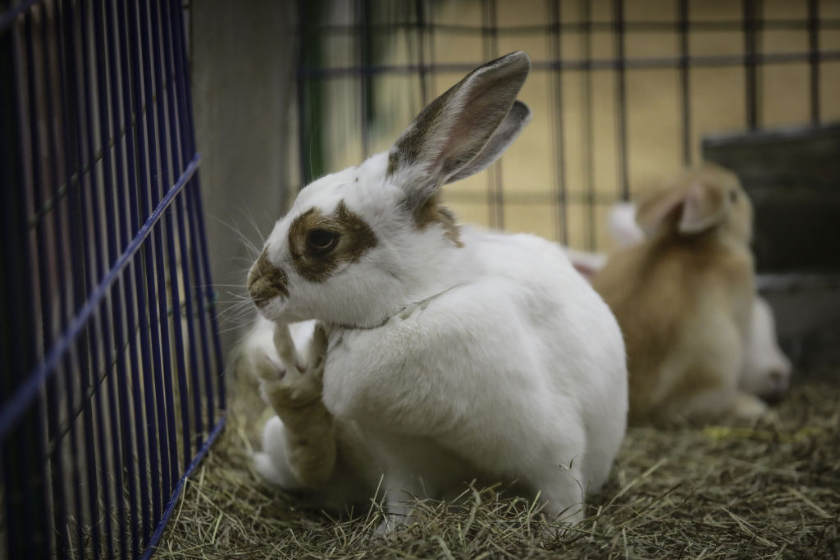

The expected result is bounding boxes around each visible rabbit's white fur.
[741,297,792,400]
[566,201,792,402]
[244,52,628,525]
[607,203,645,249]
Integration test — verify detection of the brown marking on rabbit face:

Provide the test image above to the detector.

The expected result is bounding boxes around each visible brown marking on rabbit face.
[288,201,378,282]
[248,252,289,307]
[415,192,463,247]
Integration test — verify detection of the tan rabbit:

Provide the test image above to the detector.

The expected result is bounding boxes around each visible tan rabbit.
[592,163,767,426]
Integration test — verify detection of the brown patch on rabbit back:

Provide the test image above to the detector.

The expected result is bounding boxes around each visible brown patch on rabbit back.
[415,193,463,247]
[288,201,378,282]
[248,252,290,306]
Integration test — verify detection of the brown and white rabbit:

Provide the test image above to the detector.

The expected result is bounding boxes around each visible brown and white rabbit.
[591,163,767,425]
[242,52,628,528]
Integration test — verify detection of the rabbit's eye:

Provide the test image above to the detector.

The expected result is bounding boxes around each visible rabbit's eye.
[730,190,739,203]
[306,229,339,255]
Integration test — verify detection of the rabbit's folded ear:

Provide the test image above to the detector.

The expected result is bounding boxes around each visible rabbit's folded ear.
[636,180,728,237]
[387,51,530,207]
[678,181,727,234]
[635,187,690,237]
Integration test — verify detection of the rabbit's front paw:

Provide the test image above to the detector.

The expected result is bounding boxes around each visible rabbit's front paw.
[260,324,329,411]
[250,348,285,383]
[247,349,312,408]
[259,363,322,411]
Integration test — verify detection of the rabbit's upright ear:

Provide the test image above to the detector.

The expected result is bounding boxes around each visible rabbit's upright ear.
[387,51,530,207]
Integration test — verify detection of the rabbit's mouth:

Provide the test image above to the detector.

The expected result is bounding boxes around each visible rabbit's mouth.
[248,251,289,307]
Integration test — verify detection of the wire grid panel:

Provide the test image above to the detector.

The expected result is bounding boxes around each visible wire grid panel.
[296,0,840,252]
[0,0,225,558]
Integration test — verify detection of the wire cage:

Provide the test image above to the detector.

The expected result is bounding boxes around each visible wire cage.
[294,0,840,364]
[2,0,838,557]
[0,0,225,558]
[295,0,840,254]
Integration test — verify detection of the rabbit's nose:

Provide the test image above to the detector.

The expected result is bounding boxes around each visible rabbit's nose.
[248,251,289,306]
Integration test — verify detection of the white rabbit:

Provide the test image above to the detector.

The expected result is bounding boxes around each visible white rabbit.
[243,52,628,526]
[565,201,792,405]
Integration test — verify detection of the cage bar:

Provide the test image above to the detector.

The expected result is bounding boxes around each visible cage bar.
[613,0,629,201]
[677,0,691,166]
[295,1,839,251]
[808,0,820,125]
[547,0,568,244]
[0,0,226,558]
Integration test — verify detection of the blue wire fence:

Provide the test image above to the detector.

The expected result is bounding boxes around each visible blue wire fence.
[0,0,226,558]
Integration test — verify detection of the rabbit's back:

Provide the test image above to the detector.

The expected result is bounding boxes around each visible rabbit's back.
[330,226,628,491]
[594,233,753,424]
[481,230,628,490]
[465,227,626,392]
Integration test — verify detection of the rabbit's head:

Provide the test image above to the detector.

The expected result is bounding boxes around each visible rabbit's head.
[248,52,532,327]
[635,163,753,245]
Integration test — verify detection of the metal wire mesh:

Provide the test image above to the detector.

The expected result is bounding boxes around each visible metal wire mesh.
[0,0,226,558]
[295,0,840,252]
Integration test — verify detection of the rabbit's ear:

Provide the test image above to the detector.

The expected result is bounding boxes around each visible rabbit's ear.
[635,186,690,237]
[677,181,727,234]
[444,101,532,184]
[636,181,727,237]
[388,51,530,208]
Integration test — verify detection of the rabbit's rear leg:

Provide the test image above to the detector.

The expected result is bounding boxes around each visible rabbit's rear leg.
[256,325,338,487]
[728,390,768,421]
[534,464,586,525]
[253,416,306,489]
[375,473,424,533]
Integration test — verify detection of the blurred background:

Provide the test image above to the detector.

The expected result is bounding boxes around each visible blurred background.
[190,0,840,360]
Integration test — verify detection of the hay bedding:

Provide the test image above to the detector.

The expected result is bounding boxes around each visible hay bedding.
[158,368,840,559]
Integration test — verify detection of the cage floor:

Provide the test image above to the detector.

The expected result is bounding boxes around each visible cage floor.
[157,365,840,559]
